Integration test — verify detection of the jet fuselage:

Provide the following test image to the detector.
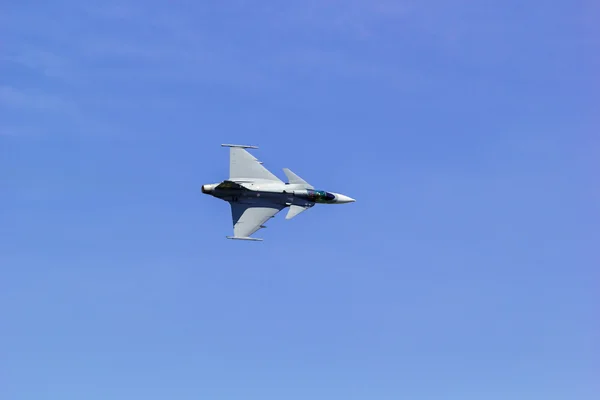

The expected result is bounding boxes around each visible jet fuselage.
[202,180,355,207]
[204,144,355,240]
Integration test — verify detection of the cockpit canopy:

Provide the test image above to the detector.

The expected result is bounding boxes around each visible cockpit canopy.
[305,189,336,202]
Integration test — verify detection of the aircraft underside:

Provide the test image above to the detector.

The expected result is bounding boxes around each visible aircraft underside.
[201,144,354,241]
[213,186,313,208]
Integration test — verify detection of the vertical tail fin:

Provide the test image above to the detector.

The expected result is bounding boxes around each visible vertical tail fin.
[283,168,313,188]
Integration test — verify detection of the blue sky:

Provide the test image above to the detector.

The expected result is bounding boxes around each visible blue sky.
[1,1,598,399]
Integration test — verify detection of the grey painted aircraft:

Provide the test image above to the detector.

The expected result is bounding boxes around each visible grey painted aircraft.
[202,144,355,241]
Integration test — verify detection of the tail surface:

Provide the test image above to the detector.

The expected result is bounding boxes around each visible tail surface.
[286,204,310,220]
[283,168,313,189]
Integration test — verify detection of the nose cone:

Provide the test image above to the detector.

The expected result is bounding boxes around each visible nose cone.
[335,193,356,203]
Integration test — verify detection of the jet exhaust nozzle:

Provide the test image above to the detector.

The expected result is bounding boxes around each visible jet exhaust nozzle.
[202,184,216,194]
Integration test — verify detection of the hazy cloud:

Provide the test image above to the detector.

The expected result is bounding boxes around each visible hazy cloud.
[2,49,73,80]
[0,86,75,113]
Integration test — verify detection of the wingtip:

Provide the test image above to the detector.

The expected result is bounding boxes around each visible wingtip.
[226,236,264,241]
[221,144,259,149]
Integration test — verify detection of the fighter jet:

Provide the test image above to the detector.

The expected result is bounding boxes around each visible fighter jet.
[202,144,355,241]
